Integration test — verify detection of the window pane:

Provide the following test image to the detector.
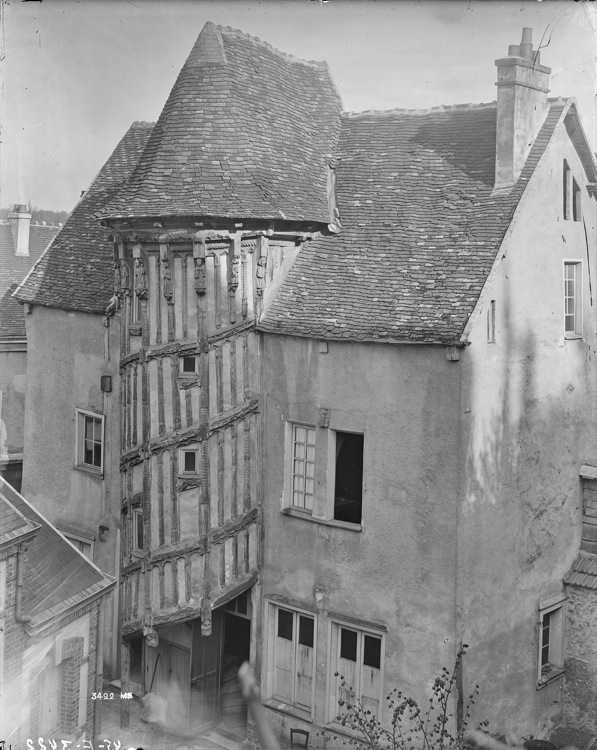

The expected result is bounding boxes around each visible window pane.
[565,316,575,333]
[93,418,102,441]
[182,356,196,373]
[84,441,94,465]
[136,513,144,549]
[294,427,306,443]
[93,443,102,467]
[306,445,315,461]
[293,476,304,491]
[294,459,305,476]
[298,616,314,648]
[334,433,364,524]
[293,491,304,507]
[340,628,357,662]
[294,443,306,459]
[277,609,293,641]
[85,417,94,440]
[363,635,381,669]
[184,451,196,473]
[306,429,315,443]
[305,478,314,495]
[305,462,314,478]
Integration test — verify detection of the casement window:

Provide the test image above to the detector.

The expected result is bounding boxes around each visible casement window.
[328,622,383,723]
[334,432,364,524]
[563,160,571,220]
[180,355,198,376]
[564,261,582,337]
[267,604,316,712]
[572,179,582,221]
[179,446,199,475]
[291,425,316,511]
[487,300,496,343]
[538,595,566,684]
[132,508,144,552]
[64,532,94,560]
[76,410,104,474]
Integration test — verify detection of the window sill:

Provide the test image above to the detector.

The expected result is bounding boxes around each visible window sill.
[74,464,103,479]
[537,666,565,689]
[263,698,312,723]
[564,334,583,341]
[282,507,362,532]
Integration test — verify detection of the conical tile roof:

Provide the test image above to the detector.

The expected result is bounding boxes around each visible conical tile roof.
[102,23,343,223]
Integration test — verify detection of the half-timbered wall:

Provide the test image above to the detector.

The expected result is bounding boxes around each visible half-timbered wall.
[114,230,297,637]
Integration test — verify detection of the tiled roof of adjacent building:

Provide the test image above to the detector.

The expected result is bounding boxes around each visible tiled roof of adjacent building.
[0,222,60,339]
[100,23,342,223]
[15,122,155,314]
[259,99,568,344]
[0,477,115,629]
[565,551,597,590]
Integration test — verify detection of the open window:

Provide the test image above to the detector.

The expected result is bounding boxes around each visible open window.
[75,410,104,475]
[538,595,566,685]
[572,178,581,221]
[132,508,144,552]
[333,432,364,524]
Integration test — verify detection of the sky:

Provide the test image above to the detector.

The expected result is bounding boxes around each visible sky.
[1,0,595,212]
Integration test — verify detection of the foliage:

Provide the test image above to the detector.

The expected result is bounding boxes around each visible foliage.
[1,205,70,225]
[317,644,488,750]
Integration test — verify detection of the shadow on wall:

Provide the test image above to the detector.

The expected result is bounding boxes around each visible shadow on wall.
[460,278,586,733]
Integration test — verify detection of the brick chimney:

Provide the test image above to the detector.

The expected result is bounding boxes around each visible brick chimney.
[494,28,551,191]
[8,204,31,256]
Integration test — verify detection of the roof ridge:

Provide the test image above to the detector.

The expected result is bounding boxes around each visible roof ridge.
[343,101,498,118]
[216,24,330,70]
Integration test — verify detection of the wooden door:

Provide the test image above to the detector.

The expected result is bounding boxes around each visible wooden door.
[190,612,223,730]
[39,665,60,737]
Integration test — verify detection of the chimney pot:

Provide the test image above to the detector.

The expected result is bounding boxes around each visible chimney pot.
[8,205,32,256]
[508,45,520,57]
[521,28,533,44]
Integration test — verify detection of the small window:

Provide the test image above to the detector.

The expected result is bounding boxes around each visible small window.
[133,508,144,552]
[268,604,316,711]
[563,160,571,220]
[225,591,252,618]
[76,411,104,474]
[564,262,582,337]
[538,599,565,684]
[334,432,364,524]
[181,355,198,375]
[329,622,383,722]
[291,425,316,511]
[572,179,581,221]
[180,447,199,475]
[487,300,496,343]
[64,532,94,560]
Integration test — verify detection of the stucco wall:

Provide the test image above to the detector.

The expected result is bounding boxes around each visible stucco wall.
[22,306,121,678]
[562,584,597,733]
[0,349,26,458]
[261,334,462,740]
[458,120,597,734]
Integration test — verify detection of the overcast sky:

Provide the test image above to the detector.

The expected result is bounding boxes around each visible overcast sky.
[1,0,595,212]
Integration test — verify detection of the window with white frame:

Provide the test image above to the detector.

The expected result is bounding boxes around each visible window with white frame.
[538,596,565,684]
[329,622,383,723]
[564,261,582,337]
[179,446,199,475]
[267,603,316,712]
[132,508,144,552]
[76,411,104,473]
[291,425,315,511]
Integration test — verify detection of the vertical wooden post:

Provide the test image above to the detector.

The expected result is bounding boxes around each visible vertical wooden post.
[120,637,131,728]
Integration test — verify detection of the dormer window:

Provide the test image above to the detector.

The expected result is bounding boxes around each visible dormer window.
[563,161,571,220]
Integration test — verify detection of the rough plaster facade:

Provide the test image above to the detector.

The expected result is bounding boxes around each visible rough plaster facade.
[458,117,597,734]
[22,306,121,678]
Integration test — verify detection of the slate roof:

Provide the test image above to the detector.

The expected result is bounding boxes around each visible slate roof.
[259,99,569,344]
[0,476,115,628]
[101,23,342,223]
[0,222,60,339]
[564,551,597,591]
[15,122,155,314]
[0,492,40,548]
